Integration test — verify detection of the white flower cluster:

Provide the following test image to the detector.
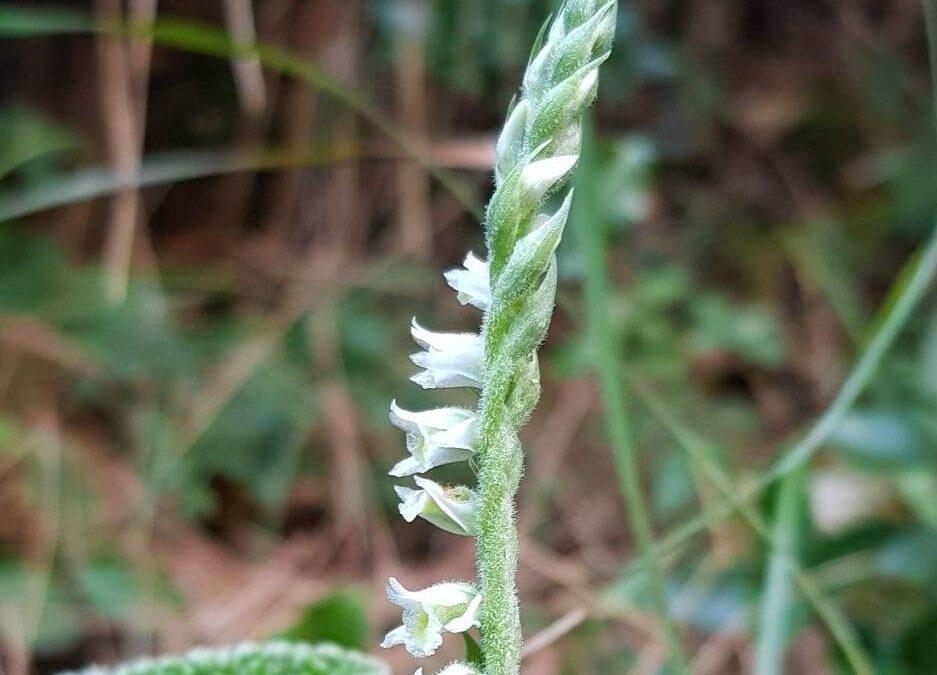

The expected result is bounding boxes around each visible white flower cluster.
[381,253,489,667]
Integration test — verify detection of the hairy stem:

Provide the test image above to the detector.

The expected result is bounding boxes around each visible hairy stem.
[476,367,526,674]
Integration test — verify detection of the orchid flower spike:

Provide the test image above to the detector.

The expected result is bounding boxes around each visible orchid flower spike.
[381,578,481,658]
[409,320,484,389]
[388,401,478,477]
[395,477,480,536]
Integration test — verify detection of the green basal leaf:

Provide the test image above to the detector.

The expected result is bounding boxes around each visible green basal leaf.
[279,591,370,651]
[62,642,389,675]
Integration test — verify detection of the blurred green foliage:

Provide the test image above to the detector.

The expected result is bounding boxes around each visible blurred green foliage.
[0,0,936,673]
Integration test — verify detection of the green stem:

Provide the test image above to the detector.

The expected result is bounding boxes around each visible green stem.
[575,121,690,674]
[476,370,526,674]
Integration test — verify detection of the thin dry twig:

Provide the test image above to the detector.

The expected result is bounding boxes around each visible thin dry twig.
[521,606,590,658]
[223,0,267,116]
[394,0,431,259]
[95,0,156,304]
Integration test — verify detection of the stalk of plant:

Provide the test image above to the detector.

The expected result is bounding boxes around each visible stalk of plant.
[382,2,618,674]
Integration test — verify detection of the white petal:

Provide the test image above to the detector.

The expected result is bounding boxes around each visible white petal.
[438,664,481,675]
[404,582,476,608]
[444,592,482,633]
[395,485,429,523]
[444,252,491,310]
[410,320,476,351]
[409,320,484,389]
[521,155,578,200]
[389,401,475,437]
[388,456,425,478]
[386,577,419,609]
[389,445,474,478]
[400,615,444,658]
[380,624,409,650]
[413,476,480,536]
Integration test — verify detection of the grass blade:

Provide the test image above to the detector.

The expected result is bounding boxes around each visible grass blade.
[0,5,481,219]
[619,373,876,675]
[574,118,690,673]
[638,220,937,570]
[755,468,805,675]
[0,145,362,222]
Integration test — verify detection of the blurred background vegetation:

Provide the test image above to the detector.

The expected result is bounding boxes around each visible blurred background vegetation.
[1,0,936,673]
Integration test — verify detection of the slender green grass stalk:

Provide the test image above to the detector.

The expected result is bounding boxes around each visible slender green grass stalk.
[617,1,937,570]
[755,468,805,675]
[381,3,618,674]
[925,0,937,133]
[574,120,689,673]
[620,371,876,675]
[630,222,937,569]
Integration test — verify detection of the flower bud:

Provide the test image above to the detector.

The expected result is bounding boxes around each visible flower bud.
[520,155,578,201]
[496,99,529,177]
[444,252,491,311]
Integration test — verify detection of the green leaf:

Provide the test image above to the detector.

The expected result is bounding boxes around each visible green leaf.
[0,558,82,652]
[279,591,370,651]
[63,642,389,675]
[828,409,932,471]
[873,529,937,591]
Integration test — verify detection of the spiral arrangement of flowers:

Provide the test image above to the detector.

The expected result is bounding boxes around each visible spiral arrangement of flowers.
[381,3,618,674]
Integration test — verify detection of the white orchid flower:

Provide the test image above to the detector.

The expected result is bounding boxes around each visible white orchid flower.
[381,577,481,658]
[413,663,482,675]
[388,401,478,477]
[395,476,480,536]
[410,320,484,389]
[444,252,491,311]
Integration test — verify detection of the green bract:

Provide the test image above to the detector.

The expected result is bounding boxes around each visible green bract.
[384,2,617,674]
